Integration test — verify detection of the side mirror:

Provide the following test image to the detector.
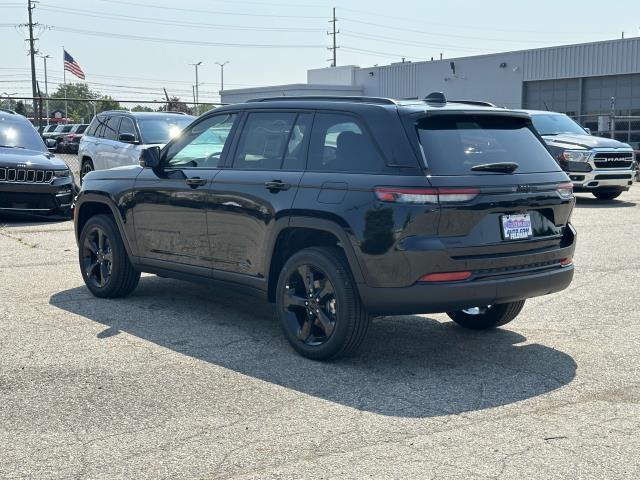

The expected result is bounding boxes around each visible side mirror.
[46,138,57,151]
[119,133,138,143]
[583,127,591,135]
[139,146,161,168]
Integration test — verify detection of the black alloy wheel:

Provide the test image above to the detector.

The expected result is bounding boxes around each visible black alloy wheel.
[282,264,337,346]
[78,214,140,298]
[276,246,370,360]
[82,226,113,289]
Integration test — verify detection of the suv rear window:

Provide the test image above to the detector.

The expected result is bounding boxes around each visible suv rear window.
[417,115,561,175]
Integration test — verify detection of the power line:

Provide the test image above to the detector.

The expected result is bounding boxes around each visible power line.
[341,46,429,62]
[338,7,613,35]
[0,67,261,87]
[46,25,325,49]
[37,4,325,32]
[340,17,612,45]
[94,0,326,19]
[341,31,489,53]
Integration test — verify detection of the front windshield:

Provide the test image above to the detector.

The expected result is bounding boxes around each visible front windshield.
[531,114,588,136]
[137,115,194,144]
[0,115,46,152]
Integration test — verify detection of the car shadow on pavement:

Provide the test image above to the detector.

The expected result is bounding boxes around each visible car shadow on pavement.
[50,276,577,418]
[574,195,637,208]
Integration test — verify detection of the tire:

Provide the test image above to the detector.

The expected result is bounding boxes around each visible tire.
[447,300,525,330]
[275,246,370,360]
[593,190,622,200]
[80,159,94,185]
[79,214,140,298]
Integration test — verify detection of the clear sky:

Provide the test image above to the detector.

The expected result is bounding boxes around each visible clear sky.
[1,0,639,105]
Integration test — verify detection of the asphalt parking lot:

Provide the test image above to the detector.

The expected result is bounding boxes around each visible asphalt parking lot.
[1,163,639,479]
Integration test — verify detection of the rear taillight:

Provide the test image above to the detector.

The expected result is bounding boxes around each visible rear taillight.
[559,257,573,266]
[557,182,574,199]
[419,271,472,282]
[374,187,479,204]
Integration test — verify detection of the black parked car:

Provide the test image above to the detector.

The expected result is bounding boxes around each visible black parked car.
[0,109,75,218]
[74,94,576,360]
[60,123,89,153]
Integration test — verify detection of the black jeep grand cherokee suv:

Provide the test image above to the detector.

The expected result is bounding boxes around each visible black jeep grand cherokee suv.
[74,94,576,360]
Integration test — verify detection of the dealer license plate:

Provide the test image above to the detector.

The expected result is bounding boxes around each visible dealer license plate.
[501,213,533,240]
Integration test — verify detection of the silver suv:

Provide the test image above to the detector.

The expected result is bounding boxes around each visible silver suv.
[78,111,194,183]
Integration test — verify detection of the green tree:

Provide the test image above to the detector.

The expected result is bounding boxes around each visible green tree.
[49,83,121,123]
[132,105,154,112]
[14,101,26,116]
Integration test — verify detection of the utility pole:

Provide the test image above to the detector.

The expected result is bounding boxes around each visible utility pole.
[327,7,339,67]
[215,61,229,93]
[27,0,40,127]
[190,61,202,113]
[38,54,51,125]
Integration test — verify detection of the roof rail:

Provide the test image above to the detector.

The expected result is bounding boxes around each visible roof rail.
[449,100,497,107]
[0,108,17,115]
[247,96,397,106]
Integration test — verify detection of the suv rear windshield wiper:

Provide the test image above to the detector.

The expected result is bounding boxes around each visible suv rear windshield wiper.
[470,162,519,173]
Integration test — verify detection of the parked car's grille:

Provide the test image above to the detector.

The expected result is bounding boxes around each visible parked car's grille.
[593,152,634,169]
[0,168,54,183]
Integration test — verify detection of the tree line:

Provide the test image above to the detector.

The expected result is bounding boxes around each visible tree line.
[1,83,209,123]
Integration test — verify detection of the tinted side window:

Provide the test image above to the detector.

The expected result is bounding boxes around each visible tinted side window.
[93,115,109,138]
[104,116,121,141]
[233,112,296,170]
[308,113,384,172]
[76,124,88,134]
[283,113,312,171]
[94,116,109,138]
[166,113,237,168]
[119,117,137,139]
[85,118,98,137]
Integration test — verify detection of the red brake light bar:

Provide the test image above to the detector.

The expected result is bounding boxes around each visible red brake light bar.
[419,271,472,282]
[374,187,479,204]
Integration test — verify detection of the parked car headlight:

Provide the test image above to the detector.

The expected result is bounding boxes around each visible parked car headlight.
[561,150,591,162]
[53,169,71,178]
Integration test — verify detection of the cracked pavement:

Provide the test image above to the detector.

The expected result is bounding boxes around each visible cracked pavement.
[1,185,639,479]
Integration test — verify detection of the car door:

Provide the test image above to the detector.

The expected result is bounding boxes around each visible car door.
[207,110,311,277]
[100,115,123,170]
[132,112,238,274]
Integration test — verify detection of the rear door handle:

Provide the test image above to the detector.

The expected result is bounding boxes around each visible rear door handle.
[265,180,291,191]
[186,177,207,188]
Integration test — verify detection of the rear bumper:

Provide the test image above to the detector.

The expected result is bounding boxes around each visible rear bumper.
[359,264,574,316]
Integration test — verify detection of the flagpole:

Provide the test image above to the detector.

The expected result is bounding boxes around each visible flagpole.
[63,47,68,124]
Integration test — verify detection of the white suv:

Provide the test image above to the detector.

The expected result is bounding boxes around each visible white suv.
[78,111,194,183]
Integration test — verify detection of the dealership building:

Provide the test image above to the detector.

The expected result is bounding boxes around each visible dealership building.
[222,37,640,149]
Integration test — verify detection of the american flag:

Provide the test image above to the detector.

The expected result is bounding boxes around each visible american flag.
[63,50,86,80]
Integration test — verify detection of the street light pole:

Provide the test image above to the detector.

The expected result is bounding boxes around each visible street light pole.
[38,54,51,125]
[215,61,230,95]
[189,61,202,113]
[2,92,18,111]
